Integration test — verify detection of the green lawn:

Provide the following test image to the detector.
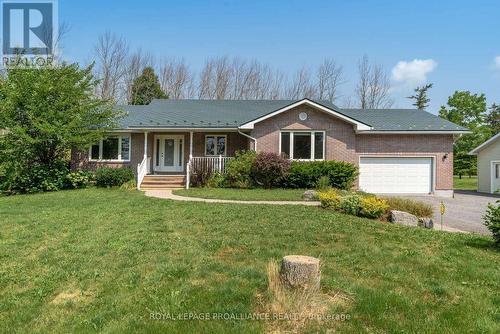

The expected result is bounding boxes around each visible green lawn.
[454,176,478,191]
[174,188,308,201]
[0,189,499,333]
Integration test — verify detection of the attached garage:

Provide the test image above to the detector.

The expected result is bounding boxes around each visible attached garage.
[359,157,433,194]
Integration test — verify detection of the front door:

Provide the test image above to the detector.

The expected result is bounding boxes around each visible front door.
[154,135,184,172]
[492,162,500,193]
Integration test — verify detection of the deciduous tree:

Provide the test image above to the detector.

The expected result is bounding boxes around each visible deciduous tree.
[0,62,119,192]
[439,91,489,178]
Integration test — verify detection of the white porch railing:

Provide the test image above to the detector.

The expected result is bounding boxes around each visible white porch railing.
[137,156,151,190]
[186,156,234,189]
[190,156,233,174]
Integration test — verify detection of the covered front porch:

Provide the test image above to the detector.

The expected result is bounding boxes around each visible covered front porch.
[136,130,251,189]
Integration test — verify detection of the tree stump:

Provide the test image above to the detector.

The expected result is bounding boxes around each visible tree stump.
[280,255,321,291]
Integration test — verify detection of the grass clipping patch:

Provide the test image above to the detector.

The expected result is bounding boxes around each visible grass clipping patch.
[258,260,352,333]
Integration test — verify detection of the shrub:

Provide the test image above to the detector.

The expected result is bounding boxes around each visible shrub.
[189,162,214,187]
[207,172,226,188]
[359,196,389,219]
[95,167,134,188]
[251,152,290,188]
[318,189,342,209]
[316,176,331,190]
[383,197,433,218]
[64,171,92,189]
[120,179,137,190]
[284,161,358,190]
[339,195,362,216]
[0,162,69,194]
[225,150,256,188]
[483,201,500,244]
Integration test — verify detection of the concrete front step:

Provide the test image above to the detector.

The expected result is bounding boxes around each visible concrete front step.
[140,175,186,190]
[143,175,186,180]
[141,185,184,190]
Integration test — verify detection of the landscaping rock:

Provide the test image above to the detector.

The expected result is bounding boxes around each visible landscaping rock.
[390,210,419,227]
[303,190,318,201]
[418,217,434,229]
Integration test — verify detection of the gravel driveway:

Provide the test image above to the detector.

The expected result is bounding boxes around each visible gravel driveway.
[397,191,499,235]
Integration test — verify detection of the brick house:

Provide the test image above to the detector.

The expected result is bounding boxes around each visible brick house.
[71,98,469,196]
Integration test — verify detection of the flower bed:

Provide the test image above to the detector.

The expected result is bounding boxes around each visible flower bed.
[318,189,433,221]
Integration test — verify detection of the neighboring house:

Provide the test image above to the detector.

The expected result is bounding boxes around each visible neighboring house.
[71,98,469,196]
[469,132,500,194]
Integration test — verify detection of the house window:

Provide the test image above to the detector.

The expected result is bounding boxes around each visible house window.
[496,164,500,179]
[89,135,131,161]
[280,131,325,160]
[280,132,290,158]
[205,135,227,156]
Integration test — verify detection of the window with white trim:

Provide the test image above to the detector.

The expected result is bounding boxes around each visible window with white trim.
[205,135,227,156]
[89,135,131,161]
[280,131,325,160]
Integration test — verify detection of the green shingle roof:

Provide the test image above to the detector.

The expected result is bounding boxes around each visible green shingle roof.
[115,99,468,132]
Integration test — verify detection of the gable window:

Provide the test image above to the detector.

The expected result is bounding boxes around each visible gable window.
[205,135,227,156]
[89,135,131,161]
[280,131,325,160]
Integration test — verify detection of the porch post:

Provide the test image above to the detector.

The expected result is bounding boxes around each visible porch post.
[144,131,148,172]
[186,131,193,190]
[189,131,193,159]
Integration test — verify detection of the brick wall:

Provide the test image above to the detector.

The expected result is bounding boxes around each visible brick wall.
[250,105,454,191]
[71,131,249,176]
[71,132,144,174]
[70,106,455,191]
[250,105,358,163]
[192,132,249,156]
[356,134,454,190]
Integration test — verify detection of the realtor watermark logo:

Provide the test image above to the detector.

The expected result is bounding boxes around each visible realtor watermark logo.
[1,0,57,67]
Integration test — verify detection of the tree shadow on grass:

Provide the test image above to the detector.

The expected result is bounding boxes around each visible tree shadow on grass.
[463,237,499,252]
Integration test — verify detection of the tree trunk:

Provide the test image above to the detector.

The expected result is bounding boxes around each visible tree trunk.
[280,255,320,291]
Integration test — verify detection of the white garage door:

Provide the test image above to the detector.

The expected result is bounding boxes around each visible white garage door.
[359,157,432,194]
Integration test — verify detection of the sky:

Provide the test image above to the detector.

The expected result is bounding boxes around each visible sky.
[58,0,500,114]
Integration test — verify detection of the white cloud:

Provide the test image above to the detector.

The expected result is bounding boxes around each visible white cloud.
[391,59,437,87]
[494,56,500,69]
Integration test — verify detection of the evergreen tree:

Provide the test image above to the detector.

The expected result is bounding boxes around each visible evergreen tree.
[486,103,500,134]
[129,67,167,105]
[407,83,433,110]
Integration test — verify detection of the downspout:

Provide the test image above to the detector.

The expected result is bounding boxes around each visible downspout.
[238,128,257,151]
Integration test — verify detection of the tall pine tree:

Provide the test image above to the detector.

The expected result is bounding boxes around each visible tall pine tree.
[407,83,433,110]
[129,67,166,105]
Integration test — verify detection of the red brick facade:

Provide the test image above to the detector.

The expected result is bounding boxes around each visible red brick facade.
[250,105,454,191]
[71,105,454,192]
[71,131,249,175]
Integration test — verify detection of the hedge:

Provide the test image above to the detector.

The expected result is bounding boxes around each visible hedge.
[95,167,134,188]
[283,160,358,190]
